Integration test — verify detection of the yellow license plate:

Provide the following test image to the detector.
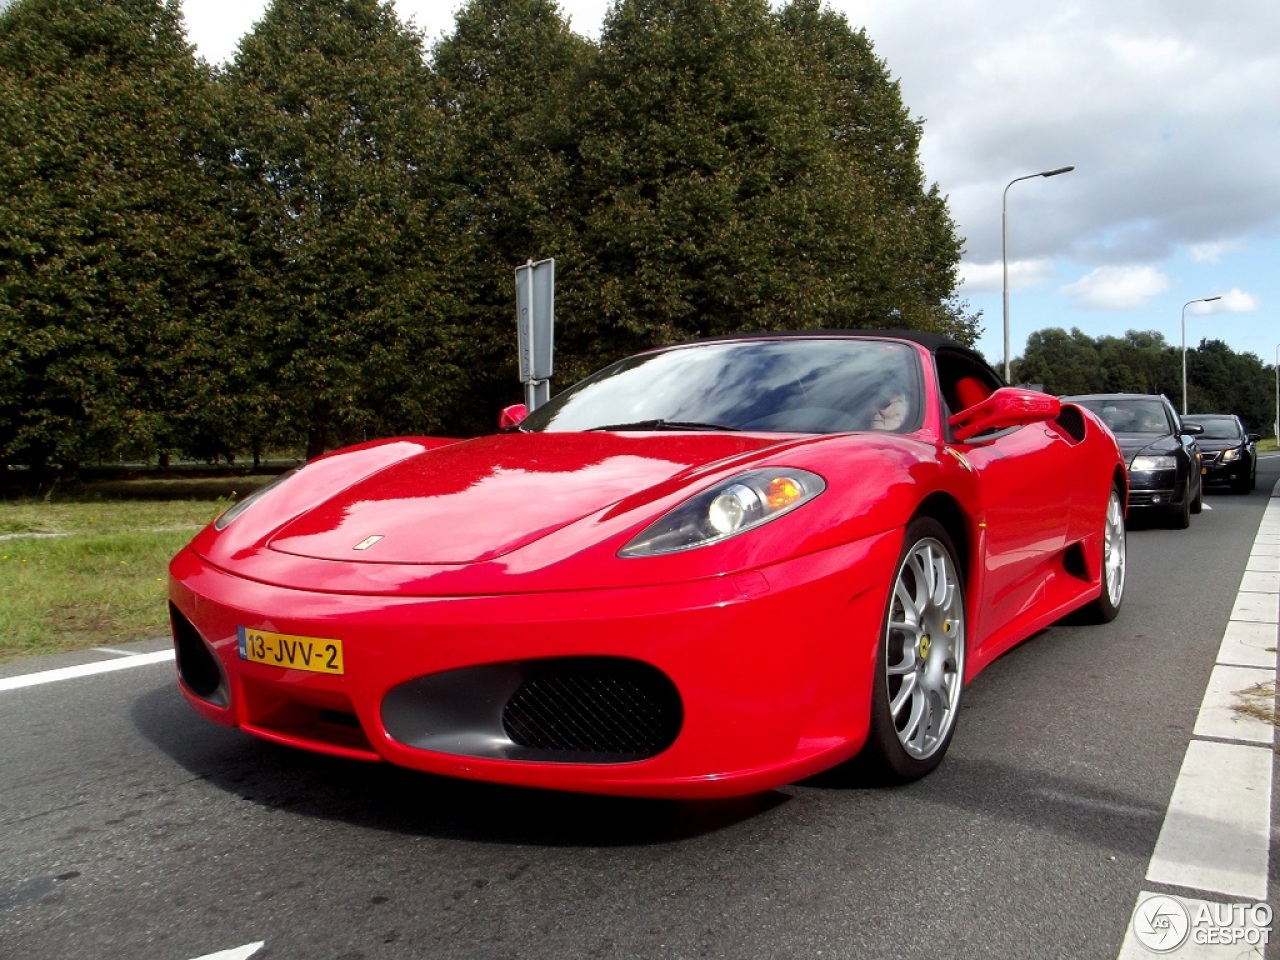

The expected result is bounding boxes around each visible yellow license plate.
[237,627,344,675]
[1201,467,1209,474]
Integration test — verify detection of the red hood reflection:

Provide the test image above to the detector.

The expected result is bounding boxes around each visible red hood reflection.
[267,432,795,564]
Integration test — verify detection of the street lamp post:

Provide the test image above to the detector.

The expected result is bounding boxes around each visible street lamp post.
[1002,165,1075,383]
[1180,296,1223,415]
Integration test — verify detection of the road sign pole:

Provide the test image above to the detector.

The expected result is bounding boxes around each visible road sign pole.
[515,258,554,410]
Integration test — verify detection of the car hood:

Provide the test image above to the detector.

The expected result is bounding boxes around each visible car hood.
[1112,433,1179,462]
[266,432,809,565]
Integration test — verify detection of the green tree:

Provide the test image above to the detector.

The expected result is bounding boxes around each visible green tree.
[546,0,975,383]
[560,0,817,373]
[776,0,976,341]
[1014,327,1103,395]
[222,0,469,457]
[0,0,234,472]
[1016,327,1275,433]
[1189,338,1272,433]
[431,0,592,425]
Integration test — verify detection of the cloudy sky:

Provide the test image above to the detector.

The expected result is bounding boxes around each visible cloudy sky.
[181,0,1280,370]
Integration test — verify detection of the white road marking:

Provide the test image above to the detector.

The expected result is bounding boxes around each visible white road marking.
[91,647,144,657]
[1216,621,1278,670]
[1191,665,1275,744]
[1245,553,1280,572]
[1229,592,1279,624]
[1145,740,1272,900]
[0,649,174,693]
[1237,571,1280,594]
[189,943,264,960]
[1117,484,1280,957]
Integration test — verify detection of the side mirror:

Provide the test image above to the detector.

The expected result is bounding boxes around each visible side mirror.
[949,387,1061,443]
[499,403,528,430]
[1248,433,1261,443]
[1180,421,1204,436]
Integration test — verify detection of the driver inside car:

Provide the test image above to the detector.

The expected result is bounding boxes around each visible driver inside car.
[867,386,910,431]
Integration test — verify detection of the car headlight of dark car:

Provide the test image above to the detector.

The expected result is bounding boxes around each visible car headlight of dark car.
[1130,454,1176,472]
[1221,448,1241,462]
[620,468,826,557]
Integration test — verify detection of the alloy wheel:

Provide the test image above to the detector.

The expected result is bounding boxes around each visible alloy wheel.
[884,538,965,760]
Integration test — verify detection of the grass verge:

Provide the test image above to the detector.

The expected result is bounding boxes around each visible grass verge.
[0,498,232,663]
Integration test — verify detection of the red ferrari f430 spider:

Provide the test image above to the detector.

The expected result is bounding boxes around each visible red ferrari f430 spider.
[169,331,1127,798]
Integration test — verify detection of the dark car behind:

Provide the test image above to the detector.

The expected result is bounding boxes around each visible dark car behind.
[1061,393,1204,528]
[1184,414,1258,493]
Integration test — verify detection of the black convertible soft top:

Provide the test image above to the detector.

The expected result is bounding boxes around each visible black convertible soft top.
[667,328,1000,384]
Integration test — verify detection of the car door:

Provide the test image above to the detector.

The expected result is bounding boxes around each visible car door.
[935,354,1074,649]
[952,421,1077,647]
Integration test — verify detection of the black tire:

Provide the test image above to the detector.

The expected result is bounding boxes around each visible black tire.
[1248,456,1257,492]
[1190,474,1203,514]
[862,518,966,782]
[1168,486,1191,529]
[1080,486,1126,623]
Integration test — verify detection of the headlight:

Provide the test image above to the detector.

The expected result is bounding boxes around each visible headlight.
[1221,448,1241,462]
[1130,455,1176,472]
[619,468,826,557]
[213,468,299,530]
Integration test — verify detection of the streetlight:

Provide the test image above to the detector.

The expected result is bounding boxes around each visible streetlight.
[1180,295,1223,415]
[1002,165,1075,382]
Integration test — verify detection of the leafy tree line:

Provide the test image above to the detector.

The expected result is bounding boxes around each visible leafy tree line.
[0,0,974,471]
[1015,328,1277,436]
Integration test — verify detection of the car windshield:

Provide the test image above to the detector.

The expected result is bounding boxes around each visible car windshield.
[1073,398,1170,435]
[518,338,923,434]
[1186,417,1240,440]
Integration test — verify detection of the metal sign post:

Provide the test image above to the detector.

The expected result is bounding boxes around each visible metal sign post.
[515,258,554,410]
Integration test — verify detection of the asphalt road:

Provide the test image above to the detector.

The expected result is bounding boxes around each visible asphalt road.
[2,461,1278,960]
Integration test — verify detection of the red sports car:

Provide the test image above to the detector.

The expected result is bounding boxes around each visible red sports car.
[169,331,1127,798]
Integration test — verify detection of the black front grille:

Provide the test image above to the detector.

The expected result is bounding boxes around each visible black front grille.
[170,602,228,707]
[502,658,682,759]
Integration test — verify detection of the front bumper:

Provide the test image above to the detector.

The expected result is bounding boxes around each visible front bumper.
[1200,453,1248,486]
[168,530,899,798]
[1125,468,1182,509]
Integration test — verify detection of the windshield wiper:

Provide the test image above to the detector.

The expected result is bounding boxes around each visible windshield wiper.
[589,419,738,432]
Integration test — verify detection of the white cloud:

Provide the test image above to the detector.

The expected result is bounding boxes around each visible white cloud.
[1217,288,1261,312]
[1189,241,1240,264]
[1059,266,1170,310]
[959,259,1056,295]
[1105,35,1193,73]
